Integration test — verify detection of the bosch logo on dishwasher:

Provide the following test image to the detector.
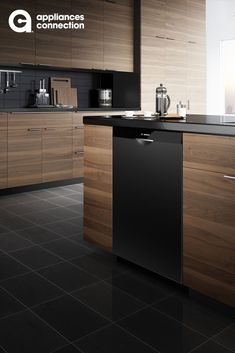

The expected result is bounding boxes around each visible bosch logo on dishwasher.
[8,9,85,32]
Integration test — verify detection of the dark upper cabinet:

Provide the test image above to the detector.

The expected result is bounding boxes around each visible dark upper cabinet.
[0,0,36,65]
[35,0,72,67]
[72,0,104,70]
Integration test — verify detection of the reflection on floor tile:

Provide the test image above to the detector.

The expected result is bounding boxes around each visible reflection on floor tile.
[73,281,145,321]
[33,295,109,341]
[213,324,235,352]
[75,324,156,353]
[0,310,67,353]
[118,307,207,353]
[38,261,98,292]
[1,272,64,307]
[152,292,233,337]
[0,183,234,353]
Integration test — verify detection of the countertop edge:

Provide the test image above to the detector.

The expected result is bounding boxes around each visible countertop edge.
[83,115,235,137]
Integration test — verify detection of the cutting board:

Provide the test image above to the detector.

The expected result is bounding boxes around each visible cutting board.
[50,77,78,107]
[53,87,78,107]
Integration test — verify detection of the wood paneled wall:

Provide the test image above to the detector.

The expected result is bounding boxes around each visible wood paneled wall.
[141,0,206,114]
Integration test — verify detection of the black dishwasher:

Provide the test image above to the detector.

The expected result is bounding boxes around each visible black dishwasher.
[113,127,182,283]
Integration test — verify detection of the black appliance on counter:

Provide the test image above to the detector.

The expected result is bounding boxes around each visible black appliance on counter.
[113,127,182,283]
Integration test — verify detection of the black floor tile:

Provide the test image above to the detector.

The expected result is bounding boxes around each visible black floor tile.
[0,287,24,319]
[67,204,83,215]
[0,310,67,353]
[152,292,233,337]
[0,253,29,282]
[4,199,56,215]
[73,281,145,321]
[213,324,235,352]
[107,271,174,304]
[1,272,64,307]
[45,207,78,221]
[0,215,34,232]
[23,211,60,225]
[30,189,57,200]
[71,253,130,280]
[42,238,91,260]
[44,220,83,237]
[48,196,82,208]
[67,234,84,244]
[52,345,82,353]
[17,226,62,244]
[48,188,77,197]
[33,295,109,341]
[9,193,38,204]
[38,262,98,292]
[0,225,10,235]
[192,340,234,353]
[65,184,83,191]
[0,231,33,252]
[66,193,83,202]
[118,307,207,353]
[75,324,156,353]
[11,246,61,270]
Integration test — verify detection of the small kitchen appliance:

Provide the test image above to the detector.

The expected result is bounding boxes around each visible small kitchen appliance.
[156,83,171,116]
[98,89,112,107]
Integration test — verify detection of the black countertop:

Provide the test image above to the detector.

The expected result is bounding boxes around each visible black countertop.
[83,114,235,136]
[0,107,136,113]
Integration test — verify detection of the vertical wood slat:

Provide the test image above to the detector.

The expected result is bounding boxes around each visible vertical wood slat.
[84,124,113,251]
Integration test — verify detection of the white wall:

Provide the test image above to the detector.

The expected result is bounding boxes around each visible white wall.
[206,0,235,114]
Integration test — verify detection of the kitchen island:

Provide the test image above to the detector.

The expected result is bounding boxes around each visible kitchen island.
[83,114,235,309]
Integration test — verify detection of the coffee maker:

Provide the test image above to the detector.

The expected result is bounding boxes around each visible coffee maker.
[156,84,171,116]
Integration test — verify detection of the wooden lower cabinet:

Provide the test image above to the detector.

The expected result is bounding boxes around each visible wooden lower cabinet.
[42,127,73,182]
[73,152,84,178]
[0,130,7,189]
[84,125,113,251]
[8,129,42,187]
[183,134,235,308]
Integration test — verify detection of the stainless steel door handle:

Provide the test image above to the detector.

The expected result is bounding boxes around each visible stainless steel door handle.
[136,138,154,143]
[224,175,235,180]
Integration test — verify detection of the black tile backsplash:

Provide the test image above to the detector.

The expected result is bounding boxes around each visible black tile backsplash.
[0,66,99,109]
[0,66,140,110]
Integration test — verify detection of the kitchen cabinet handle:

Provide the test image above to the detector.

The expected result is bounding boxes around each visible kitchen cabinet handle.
[27,128,41,132]
[224,175,235,180]
[136,138,154,143]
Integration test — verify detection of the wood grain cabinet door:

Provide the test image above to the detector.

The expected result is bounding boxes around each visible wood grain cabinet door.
[8,128,42,187]
[42,127,73,182]
[0,130,7,189]
[0,0,35,65]
[84,125,113,251]
[183,134,235,308]
[104,0,134,72]
[72,0,104,70]
[35,0,72,67]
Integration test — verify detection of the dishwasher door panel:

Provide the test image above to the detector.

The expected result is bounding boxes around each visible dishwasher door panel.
[113,127,182,283]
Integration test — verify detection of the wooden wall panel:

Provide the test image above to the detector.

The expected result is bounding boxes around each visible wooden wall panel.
[141,0,206,114]
[104,0,134,72]
[0,0,35,65]
[35,0,72,67]
[72,0,104,70]
[84,124,112,251]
